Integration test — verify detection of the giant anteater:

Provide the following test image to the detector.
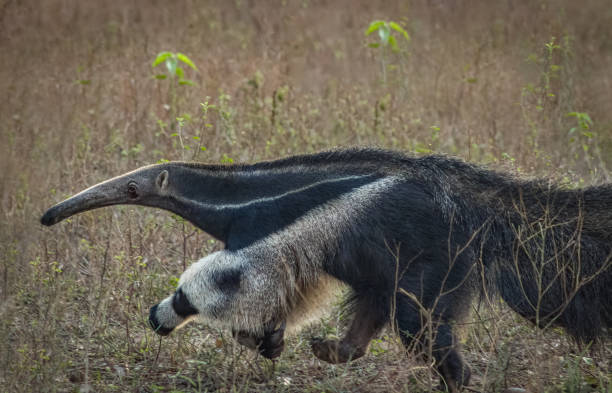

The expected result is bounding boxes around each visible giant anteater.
[41,148,611,391]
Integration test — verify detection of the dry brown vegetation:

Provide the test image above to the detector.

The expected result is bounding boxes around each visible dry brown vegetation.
[1,1,611,392]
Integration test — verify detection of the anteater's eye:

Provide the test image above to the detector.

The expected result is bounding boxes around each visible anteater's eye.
[127,182,138,199]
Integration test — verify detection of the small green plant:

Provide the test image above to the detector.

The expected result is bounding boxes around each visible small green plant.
[167,99,213,161]
[152,51,198,86]
[520,37,566,148]
[567,111,594,155]
[220,153,234,164]
[365,20,410,85]
[152,51,198,122]
[365,21,409,52]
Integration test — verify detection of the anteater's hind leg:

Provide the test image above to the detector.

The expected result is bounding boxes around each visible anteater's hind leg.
[311,294,388,363]
[395,296,470,393]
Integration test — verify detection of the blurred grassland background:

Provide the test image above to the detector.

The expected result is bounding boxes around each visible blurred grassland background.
[0,0,611,392]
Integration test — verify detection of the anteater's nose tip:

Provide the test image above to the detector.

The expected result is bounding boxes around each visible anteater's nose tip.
[149,304,173,336]
[40,208,57,226]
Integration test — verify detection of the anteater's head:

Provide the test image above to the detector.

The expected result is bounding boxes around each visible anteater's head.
[41,166,171,226]
[148,286,199,336]
[148,251,243,336]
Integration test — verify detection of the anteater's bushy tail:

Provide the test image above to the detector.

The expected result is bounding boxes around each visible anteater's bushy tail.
[580,184,612,334]
[490,182,612,344]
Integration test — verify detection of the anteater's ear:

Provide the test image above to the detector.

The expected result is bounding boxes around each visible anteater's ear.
[156,170,169,192]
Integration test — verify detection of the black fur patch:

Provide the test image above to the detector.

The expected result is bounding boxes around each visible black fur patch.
[172,288,198,318]
[212,267,242,293]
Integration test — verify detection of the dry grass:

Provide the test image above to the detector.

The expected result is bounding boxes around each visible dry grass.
[1,1,611,392]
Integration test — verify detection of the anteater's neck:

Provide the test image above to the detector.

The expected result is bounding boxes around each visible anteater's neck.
[162,161,384,247]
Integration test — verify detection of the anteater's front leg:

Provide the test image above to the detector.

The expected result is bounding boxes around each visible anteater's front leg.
[311,295,387,363]
[233,320,286,359]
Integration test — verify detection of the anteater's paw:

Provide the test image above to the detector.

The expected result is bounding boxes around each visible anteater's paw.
[259,322,285,359]
[233,323,285,359]
[310,338,365,364]
[232,330,284,359]
[437,349,472,392]
[259,324,285,359]
[259,337,284,359]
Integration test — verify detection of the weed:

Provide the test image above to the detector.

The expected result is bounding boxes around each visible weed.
[365,20,410,86]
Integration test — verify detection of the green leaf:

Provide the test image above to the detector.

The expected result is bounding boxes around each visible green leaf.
[77,79,91,85]
[389,22,410,41]
[414,146,432,154]
[178,79,195,86]
[365,20,385,36]
[200,146,207,151]
[166,57,177,75]
[388,35,398,51]
[220,154,234,164]
[378,24,390,44]
[154,74,167,80]
[368,43,381,48]
[153,52,173,68]
[175,66,184,79]
[177,53,197,70]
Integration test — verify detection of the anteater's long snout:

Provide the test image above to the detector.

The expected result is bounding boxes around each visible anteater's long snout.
[41,190,110,226]
[41,204,65,226]
[40,179,128,226]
